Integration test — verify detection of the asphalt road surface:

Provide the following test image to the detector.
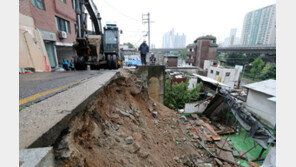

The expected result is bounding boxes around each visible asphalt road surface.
[19,70,110,107]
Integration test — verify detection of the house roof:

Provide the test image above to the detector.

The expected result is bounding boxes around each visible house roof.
[243,79,276,97]
[193,73,230,89]
[267,97,276,102]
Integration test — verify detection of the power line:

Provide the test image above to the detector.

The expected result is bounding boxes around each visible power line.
[99,0,141,22]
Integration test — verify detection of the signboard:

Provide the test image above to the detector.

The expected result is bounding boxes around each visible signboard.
[40,30,56,41]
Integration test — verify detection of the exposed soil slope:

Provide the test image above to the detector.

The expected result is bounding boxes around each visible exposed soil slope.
[54,69,219,167]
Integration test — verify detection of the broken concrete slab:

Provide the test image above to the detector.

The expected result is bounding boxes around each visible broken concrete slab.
[19,71,118,149]
[19,147,55,167]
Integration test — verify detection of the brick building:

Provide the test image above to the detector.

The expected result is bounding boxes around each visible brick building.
[186,43,197,66]
[185,36,218,69]
[19,0,77,68]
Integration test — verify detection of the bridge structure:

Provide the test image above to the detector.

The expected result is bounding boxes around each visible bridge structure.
[121,48,185,56]
[217,44,276,54]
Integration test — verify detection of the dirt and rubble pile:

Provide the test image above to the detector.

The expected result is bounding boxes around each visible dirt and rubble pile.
[53,69,233,167]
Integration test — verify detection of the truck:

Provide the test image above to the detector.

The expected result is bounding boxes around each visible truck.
[73,0,121,70]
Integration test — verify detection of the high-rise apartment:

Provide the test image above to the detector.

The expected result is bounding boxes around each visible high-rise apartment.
[241,4,276,45]
[162,28,186,48]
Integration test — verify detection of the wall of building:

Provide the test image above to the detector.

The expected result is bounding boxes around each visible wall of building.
[240,4,276,45]
[20,0,77,44]
[165,57,178,67]
[245,90,276,128]
[19,0,78,67]
[207,66,240,88]
[19,13,51,72]
[186,45,196,65]
[196,39,217,69]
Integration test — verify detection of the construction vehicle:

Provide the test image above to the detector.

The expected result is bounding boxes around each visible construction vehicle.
[73,0,121,70]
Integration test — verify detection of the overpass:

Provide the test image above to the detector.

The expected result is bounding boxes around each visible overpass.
[217,44,276,54]
[121,48,185,56]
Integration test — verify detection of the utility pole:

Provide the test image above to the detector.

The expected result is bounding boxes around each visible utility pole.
[142,13,151,48]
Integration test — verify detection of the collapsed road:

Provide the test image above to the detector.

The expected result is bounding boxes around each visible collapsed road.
[19,68,275,167]
[19,70,110,107]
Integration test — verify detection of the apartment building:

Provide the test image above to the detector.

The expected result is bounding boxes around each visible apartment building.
[241,4,276,45]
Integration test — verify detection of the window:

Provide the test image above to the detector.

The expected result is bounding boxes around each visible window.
[55,16,70,33]
[210,70,213,74]
[226,72,230,76]
[216,71,220,75]
[105,30,117,44]
[61,0,66,3]
[32,0,45,10]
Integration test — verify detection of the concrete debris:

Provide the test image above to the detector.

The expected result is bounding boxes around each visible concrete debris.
[137,150,149,159]
[125,136,134,145]
[215,158,223,166]
[152,111,158,118]
[232,150,240,157]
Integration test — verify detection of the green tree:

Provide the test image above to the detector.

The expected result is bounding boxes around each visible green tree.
[259,63,276,80]
[164,77,203,109]
[250,58,265,80]
[123,42,134,48]
[181,49,187,60]
[225,53,246,66]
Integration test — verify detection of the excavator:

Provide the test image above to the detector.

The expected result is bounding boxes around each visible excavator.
[73,0,121,70]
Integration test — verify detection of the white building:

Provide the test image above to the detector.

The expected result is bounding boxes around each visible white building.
[243,79,276,128]
[204,60,242,89]
[240,4,276,45]
[162,28,186,48]
[221,28,240,47]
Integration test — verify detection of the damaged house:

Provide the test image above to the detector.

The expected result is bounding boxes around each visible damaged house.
[243,79,276,129]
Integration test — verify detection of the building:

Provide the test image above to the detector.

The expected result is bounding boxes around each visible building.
[241,4,276,45]
[221,29,240,47]
[204,60,242,89]
[185,43,196,66]
[162,28,186,48]
[186,36,218,68]
[164,55,180,67]
[19,0,77,69]
[243,79,276,128]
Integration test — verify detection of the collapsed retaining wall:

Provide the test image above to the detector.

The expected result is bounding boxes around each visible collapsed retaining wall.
[52,69,219,166]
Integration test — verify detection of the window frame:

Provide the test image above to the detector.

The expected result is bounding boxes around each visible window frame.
[55,16,71,34]
[32,0,45,10]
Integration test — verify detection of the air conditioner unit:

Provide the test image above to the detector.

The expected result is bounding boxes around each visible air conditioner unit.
[59,31,67,39]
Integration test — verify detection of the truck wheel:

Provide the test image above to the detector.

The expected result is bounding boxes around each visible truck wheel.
[74,57,86,70]
[112,54,118,69]
[107,54,112,69]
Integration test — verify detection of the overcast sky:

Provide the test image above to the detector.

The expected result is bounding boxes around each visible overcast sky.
[91,0,276,48]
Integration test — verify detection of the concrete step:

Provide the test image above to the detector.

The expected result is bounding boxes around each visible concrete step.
[19,147,54,167]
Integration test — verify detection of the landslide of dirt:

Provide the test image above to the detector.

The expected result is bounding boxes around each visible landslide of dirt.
[53,69,220,167]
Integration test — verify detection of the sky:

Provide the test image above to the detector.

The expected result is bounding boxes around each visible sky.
[90,0,276,48]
